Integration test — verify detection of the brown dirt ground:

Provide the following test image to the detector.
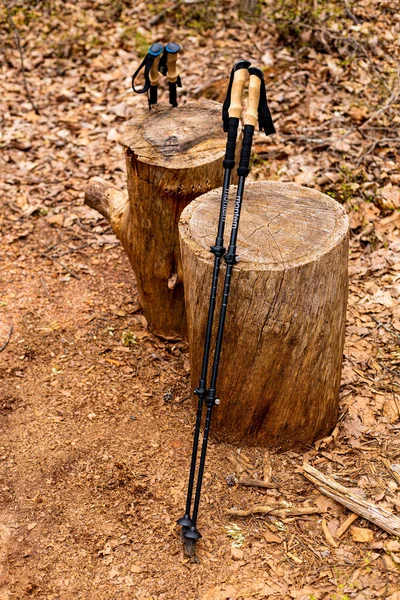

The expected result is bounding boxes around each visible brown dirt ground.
[1,1,400,599]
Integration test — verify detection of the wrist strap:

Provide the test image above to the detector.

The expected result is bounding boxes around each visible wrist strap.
[132,43,164,95]
[248,66,275,135]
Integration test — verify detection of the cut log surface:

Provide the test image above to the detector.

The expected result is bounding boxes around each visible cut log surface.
[86,99,236,338]
[122,99,230,169]
[179,181,349,448]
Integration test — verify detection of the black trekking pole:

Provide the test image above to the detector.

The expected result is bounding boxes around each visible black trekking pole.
[131,42,164,109]
[159,42,182,107]
[182,67,275,556]
[177,60,250,538]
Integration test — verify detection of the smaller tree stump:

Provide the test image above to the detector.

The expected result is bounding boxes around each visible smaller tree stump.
[179,181,349,449]
[85,99,238,338]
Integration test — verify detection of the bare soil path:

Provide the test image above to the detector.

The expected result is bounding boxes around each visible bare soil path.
[1,2,400,598]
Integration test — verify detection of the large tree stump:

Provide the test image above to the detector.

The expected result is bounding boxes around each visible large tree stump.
[85,99,237,338]
[179,181,349,449]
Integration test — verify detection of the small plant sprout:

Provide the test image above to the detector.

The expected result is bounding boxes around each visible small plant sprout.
[122,331,137,347]
[224,523,245,549]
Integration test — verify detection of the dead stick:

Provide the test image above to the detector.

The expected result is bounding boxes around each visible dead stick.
[237,477,279,490]
[40,253,80,280]
[2,0,39,114]
[336,513,358,538]
[0,324,13,353]
[40,277,51,299]
[303,463,400,537]
[322,519,338,548]
[226,504,321,518]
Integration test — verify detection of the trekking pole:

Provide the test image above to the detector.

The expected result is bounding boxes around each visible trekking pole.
[131,42,164,109]
[183,67,275,556]
[159,42,182,107]
[177,60,251,540]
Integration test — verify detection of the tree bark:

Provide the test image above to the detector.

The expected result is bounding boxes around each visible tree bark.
[179,181,349,449]
[85,99,237,338]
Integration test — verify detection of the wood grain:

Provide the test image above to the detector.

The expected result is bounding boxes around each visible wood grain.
[179,181,349,448]
[303,463,400,536]
[86,100,239,338]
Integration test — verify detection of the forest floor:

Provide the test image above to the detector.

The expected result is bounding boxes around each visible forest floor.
[1,1,400,598]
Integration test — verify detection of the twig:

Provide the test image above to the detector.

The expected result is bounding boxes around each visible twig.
[0,325,13,353]
[382,458,400,487]
[344,0,361,25]
[40,253,80,280]
[303,464,400,537]
[149,0,181,25]
[237,477,279,490]
[2,0,39,114]
[51,243,91,258]
[371,315,400,341]
[226,503,321,518]
[381,555,389,600]
[336,513,358,538]
[322,519,338,548]
[40,277,51,299]
[359,86,400,131]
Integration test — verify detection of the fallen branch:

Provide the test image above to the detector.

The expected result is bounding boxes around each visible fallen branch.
[226,503,321,518]
[303,463,400,537]
[237,477,279,490]
[0,324,13,353]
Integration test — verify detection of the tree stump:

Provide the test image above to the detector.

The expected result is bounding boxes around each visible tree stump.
[179,181,349,449]
[85,99,237,338]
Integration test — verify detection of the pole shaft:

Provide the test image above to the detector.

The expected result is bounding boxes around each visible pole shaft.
[190,174,246,530]
[209,175,245,393]
[180,167,231,522]
[190,404,213,526]
[199,167,230,385]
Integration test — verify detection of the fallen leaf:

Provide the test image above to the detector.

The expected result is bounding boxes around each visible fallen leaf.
[351,526,374,543]
[348,104,369,122]
[379,184,400,209]
[263,530,283,544]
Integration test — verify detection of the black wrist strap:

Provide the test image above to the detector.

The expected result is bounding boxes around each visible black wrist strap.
[248,66,275,136]
[258,79,275,135]
[222,67,236,132]
[132,54,154,94]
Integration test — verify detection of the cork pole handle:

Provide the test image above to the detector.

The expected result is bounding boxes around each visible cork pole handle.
[167,52,179,83]
[243,73,261,127]
[149,53,162,87]
[228,68,247,119]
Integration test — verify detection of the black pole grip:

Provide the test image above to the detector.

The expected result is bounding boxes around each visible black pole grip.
[237,125,254,178]
[169,81,178,107]
[149,85,158,106]
[222,117,239,170]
